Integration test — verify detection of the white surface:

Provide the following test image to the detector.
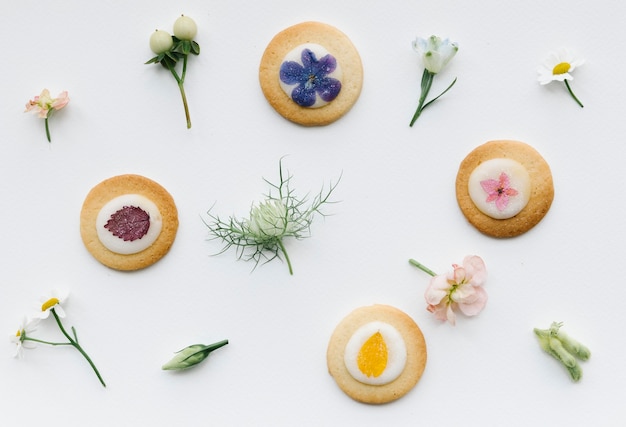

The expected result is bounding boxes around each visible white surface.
[1,0,623,426]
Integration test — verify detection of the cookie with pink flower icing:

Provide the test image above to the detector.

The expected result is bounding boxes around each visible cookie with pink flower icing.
[80,174,178,270]
[455,140,554,237]
[259,21,363,126]
[327,304,427,404]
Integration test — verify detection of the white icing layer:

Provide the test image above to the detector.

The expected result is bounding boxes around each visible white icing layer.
[279,43,342,108]
[343,321,407,386]
[96,194,163,255]
[468,158,531,219]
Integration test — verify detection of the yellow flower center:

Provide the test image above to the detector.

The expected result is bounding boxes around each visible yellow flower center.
[552,62,571,75]
[357,331,388,378]
[16,329,22,337]
[41,297,59,312]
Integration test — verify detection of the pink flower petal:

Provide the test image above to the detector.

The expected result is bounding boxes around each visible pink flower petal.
[463,255,487,286]
[480,178,500,194]
[458,286,488,316]
[424,275,449,305]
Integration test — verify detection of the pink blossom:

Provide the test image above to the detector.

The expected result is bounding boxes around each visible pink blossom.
[480,172,518,211]
[25,89,69,119]
[424,255,487,325]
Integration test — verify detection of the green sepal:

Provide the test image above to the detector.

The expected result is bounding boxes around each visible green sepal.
[145,55,162,65]
[191,41,200,55]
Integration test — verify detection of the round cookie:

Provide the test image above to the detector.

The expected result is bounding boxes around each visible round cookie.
[327,304,427,404]
[80,174,178,270]
[456,140,554,238]
[259,21,363,126]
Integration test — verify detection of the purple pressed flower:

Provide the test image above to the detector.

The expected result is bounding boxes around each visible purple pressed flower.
[280,48,341,107]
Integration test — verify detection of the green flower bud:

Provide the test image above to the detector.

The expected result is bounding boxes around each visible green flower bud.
[162,339,228,370]
[173,15,197,41]
[150,29,174,54]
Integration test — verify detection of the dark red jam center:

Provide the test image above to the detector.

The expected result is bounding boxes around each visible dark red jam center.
[104,205,150,241]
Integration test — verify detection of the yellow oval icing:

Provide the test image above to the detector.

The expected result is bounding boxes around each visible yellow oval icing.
[357,331,388,377]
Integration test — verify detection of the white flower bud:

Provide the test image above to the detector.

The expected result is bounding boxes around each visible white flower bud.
[413,35,458,74]
[173,15,197,41]
[150,29,173,54]
[248,199,290,239]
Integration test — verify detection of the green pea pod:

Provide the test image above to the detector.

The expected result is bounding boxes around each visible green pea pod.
[565,361,583,382]
[548,336,577,368]
[556,330,591,361]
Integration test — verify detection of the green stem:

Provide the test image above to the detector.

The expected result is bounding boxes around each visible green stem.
[44,117,51,142]
[23,336,73,346]
[51,308,106,387]
[410,69,434,126]
[277,238,293,275]
[564,80,584,108]
[408,259,437,276]
[166,57,192,129]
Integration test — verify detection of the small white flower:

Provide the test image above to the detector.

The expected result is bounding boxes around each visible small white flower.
[537,48,585,85]
[412,35,458,74]
[10,317,40,358]
[36,289,69,319]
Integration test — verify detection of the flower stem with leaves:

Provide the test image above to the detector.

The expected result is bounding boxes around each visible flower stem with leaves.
[12,291,106,387]
[146,15,200,129]
[204,160,340,275]
[410,35,458,126]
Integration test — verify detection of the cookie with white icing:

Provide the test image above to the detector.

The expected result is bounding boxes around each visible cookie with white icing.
[259,21,363,126]
[327,305,427,404]
[80,174,178,270]
[456,140,554,237]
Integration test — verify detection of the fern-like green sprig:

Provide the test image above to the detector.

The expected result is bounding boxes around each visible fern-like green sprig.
[204,160,340,275]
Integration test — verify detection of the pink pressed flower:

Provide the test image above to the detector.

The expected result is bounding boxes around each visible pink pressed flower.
[480,172,518,211]
[423,255,487,325]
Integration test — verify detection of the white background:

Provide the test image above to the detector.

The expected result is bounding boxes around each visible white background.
[1,0,622,425]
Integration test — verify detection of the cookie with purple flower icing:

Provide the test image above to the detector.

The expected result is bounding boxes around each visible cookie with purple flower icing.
[259,21,363,126]
[80,174,178,270]
[455,140,554,238]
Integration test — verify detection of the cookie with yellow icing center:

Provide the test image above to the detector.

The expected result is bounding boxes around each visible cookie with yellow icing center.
[327,304,427,404]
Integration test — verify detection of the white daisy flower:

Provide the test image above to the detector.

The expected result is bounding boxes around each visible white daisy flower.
[10,317,40,358]
[537,48,585,107]
[36,289,69,319]
[537,48,584,85]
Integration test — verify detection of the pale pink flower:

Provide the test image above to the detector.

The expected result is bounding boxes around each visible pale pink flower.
[480,172,518,211]
[424,255,487,325]
[25,89,69,118]
[25,89,69,142]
